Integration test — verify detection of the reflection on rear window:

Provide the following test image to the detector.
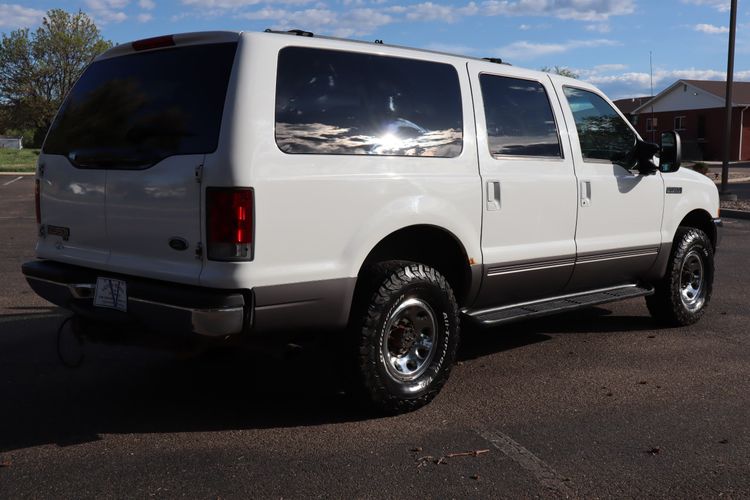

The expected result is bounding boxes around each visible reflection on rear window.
[275,47,463,158]
[43,43,237,169]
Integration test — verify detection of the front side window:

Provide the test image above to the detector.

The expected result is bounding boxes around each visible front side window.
[275,47,463,157]
[563,87,636,167]
[479,74,562,158]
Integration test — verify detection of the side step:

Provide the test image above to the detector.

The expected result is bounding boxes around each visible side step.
[464,284,654,327]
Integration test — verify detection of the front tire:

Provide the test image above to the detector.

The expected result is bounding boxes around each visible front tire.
[647,227,714,326]
[355,261,460,414]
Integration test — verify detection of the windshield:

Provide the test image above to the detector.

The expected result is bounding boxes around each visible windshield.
[43,42,237,169]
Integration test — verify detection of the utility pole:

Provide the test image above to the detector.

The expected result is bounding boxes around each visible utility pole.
[721,0,738,198]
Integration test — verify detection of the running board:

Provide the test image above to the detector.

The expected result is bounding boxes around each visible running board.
[464,284,654,326]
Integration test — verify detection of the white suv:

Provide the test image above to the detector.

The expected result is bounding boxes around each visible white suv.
[23,30,721,412]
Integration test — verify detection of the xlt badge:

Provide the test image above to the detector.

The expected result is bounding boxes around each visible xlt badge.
[666,187,683,194]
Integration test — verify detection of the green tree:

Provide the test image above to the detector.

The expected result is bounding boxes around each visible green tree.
[541,66,580,79]
[0,9,112,146]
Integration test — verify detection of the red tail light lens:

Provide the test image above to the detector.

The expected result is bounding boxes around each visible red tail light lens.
[35,179,41,224]
[206,188,254,261]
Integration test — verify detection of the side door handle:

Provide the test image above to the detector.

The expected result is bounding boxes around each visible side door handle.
[486,180,501,211]
[580,180,591,207]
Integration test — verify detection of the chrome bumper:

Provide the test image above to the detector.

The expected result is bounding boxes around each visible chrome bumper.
[22,261,249,338]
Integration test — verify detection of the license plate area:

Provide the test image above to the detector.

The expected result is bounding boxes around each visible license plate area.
[93,277,128,312]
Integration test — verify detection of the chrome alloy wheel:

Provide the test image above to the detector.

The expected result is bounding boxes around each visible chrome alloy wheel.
[680,250,706,312]
[382,297,437,382]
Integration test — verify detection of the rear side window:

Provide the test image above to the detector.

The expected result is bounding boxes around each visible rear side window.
[44,42,237,169]
[275,47,463,157]
[562,86,636,166]
[480,75,562,158]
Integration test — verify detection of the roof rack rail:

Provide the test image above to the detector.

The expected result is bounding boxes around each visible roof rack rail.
[264,28,314,37]
[482,57,510,65]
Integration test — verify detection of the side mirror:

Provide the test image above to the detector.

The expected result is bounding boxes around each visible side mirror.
[633,139,659,174]
[659,131,682,172]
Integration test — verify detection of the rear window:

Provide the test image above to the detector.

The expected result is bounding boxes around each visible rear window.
[43,42,237,169]
[275,47,463,158]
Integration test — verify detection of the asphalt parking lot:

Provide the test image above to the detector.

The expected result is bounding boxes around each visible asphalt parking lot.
[1,175,750,498]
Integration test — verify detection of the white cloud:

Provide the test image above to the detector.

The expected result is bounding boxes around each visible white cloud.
[593,63,628,72]
[187,0,636,30]
[694,23,729,34]
[386,0,634,24]
[422,42,477,55]
[519,23,531,30]
[497,38,618,60]
[182,0,312,8]
[86,0,129,23]
[582,67,750,99]
[585,23,611,33]
[482,0,635,21]
[139,0,156,9]
[0,3,45,29]
[405,2,459,22]
[239,7,392,37]
[682,0,730,12]
[240,7,290,20]
[182,0,261,7]
[137,12,153,22]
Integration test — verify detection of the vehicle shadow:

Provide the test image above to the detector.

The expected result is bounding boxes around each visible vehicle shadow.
[459,306,660,361]
[0,304,659,453]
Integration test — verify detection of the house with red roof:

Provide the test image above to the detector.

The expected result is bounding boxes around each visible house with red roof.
[627,80,750,161]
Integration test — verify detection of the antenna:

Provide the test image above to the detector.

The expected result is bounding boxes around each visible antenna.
[650,51,655,143]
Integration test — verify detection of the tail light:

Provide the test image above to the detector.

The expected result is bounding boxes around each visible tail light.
[206,187,254,261]
[35,179,41,224]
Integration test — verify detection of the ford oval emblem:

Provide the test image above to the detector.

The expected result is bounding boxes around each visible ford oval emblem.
[169,237,189,251]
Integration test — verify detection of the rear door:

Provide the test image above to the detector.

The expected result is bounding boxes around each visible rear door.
[468,63,578,307]
[37,157,108,267]
[42,39,238,285]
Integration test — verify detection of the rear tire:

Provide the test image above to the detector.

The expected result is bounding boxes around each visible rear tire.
[355,261,460,414]
[646,227,714,326]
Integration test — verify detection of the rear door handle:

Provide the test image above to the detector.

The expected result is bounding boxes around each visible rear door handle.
[580,180,591,207]
[486,180,501,211]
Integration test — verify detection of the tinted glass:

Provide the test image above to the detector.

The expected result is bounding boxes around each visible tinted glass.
[275,47,463,157]
[44,43,238,169]
[563,87,636,167]
[480,75,561,158]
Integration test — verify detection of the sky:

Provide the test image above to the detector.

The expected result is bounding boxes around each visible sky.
[1,0,749,99]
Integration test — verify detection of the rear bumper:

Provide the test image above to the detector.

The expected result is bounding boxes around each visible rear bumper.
[22,260,250,337]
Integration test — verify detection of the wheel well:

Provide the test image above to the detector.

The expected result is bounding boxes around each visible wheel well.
[679,209,716,250]
[359,225,473,305]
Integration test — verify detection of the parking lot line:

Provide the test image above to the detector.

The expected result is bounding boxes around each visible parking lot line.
[2,176,24,186]
[476,428,575,497]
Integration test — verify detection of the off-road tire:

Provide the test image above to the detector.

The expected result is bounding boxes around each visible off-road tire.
[646,227,714,326]
[355,261,460,414]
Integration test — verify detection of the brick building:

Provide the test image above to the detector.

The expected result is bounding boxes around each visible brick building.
[627,80,750,161]
[612,96,652,123]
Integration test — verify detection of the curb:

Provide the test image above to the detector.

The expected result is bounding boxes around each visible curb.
[0,172,35,176]
[713,176,750,184]
[720,209,750,220]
